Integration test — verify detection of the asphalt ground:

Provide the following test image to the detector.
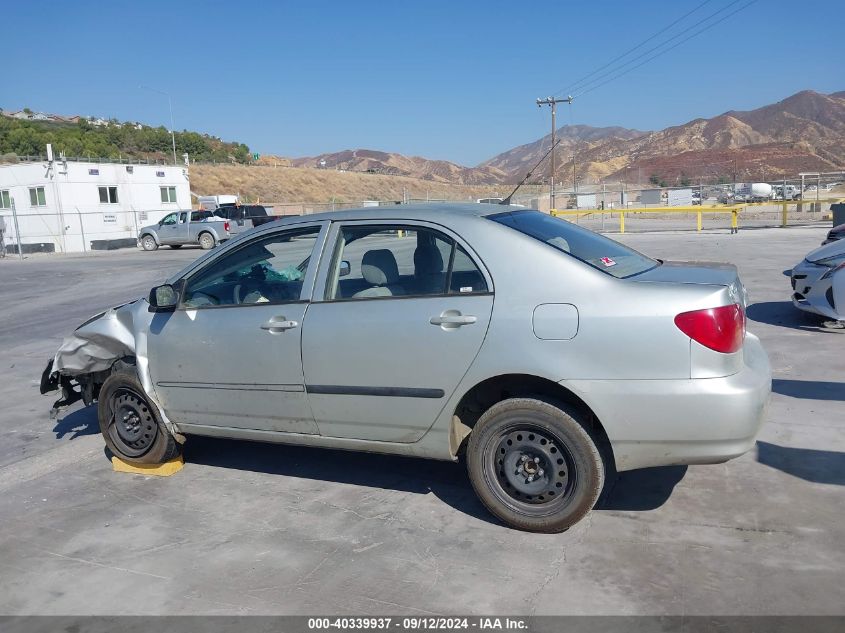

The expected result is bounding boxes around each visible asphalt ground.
[0,226,842,616]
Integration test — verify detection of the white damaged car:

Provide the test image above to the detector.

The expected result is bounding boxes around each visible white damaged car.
[790,238,845,326]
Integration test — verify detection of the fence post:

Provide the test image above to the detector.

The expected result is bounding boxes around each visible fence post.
[697,210,702,231]
[619,211,625,234]
[11,198,23,261]
[781,201,788,227]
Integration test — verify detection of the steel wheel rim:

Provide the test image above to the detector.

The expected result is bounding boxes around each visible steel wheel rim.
[143,237,155,250]
[107,388,157,458]
[484,423,577,514]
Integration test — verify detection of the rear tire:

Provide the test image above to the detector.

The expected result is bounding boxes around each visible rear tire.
[141,235,158,251]
[98,365,180,465]
[198,232,215,250]
[466,398,604,533]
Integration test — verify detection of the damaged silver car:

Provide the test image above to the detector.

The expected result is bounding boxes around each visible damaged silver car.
[790,238,845,326]
[42,204,771,532]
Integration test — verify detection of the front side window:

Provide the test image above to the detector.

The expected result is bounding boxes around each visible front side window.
[98,186,118,204]
[160,186,177,203]
[29,187,46,207]
[489,210,658,279]
[0,190,10,209]
[182,227,321,308]
[325,225,488,300]
[160,212,178,226]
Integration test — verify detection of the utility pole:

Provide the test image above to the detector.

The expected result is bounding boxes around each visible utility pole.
[536,96,572,210]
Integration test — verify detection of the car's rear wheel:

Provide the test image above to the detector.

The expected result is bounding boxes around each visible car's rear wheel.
[141,235,158,251]
[98,365,180,465]
[466,398,603,533]
[198,232,215,250]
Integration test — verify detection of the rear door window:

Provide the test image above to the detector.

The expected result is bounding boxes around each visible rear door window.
[324,225,488,300]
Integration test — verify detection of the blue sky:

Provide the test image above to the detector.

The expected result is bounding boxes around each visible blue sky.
[4,0,843,165]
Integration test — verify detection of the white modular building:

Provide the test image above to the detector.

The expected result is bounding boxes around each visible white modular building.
[0,154,190,253]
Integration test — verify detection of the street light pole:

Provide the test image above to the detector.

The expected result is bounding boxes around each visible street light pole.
[140,85,178,165]
[536,96,572,211]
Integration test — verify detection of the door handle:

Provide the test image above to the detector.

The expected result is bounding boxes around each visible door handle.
[430,313,477,327]
[260,317,299,332]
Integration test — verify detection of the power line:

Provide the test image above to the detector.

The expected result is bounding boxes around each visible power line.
[575,0,757,98]
[569,0,746,98]
[554,0,714,98]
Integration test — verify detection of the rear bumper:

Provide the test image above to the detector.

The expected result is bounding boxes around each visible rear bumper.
[566,333,771,472]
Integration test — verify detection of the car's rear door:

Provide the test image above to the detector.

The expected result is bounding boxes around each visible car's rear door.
[301,220,494,442]
[147,222,328,433]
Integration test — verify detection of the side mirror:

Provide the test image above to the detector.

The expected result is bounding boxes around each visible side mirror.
[148,283,179,313]
[339,260,351,277]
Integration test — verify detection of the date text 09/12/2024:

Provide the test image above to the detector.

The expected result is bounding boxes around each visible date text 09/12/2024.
[307,617,528,630]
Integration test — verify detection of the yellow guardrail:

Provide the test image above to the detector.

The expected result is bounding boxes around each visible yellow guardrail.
[551,206,743,234]
[552,198,844,233]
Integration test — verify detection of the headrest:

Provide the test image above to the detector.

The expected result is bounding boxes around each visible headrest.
[414,243,444,276]
[361,249,399,285]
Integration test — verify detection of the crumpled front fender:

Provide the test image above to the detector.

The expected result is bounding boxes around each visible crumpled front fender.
[44,300,179,436]
[52,305,137,376]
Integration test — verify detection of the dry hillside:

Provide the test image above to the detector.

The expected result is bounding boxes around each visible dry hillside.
[291,148,508,185]
[189,163,511,206]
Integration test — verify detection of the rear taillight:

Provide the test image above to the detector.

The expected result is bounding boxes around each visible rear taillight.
[674,304,745,354]
[224,221,230,232]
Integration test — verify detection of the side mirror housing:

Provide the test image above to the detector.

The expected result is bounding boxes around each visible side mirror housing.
[148,283,179,313]
[339,260,351,277]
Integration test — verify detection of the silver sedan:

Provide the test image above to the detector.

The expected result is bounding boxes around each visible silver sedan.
[42,204,771,532]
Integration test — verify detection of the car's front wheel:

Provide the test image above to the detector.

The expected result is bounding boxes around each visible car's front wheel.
[98,365,180,465]
[140,235,158,251]
[466,398,604,533]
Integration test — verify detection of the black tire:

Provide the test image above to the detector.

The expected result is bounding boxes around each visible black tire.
[169,244,183,249]
[466,398,604,533]
[140,234,158,251]
[98,365,180,465]
[198,232,215,250]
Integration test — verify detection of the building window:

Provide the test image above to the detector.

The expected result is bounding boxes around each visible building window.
[160,186,177,203]
[29,187,46,207]
[0,190,10,209]
[98,186,119,204]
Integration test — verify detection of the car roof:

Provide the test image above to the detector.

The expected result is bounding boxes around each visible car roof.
[265,202,518,226]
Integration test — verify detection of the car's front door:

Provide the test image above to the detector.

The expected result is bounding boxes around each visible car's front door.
[147,223,327,433]
[301,222,494,442]
[156,212,180,244]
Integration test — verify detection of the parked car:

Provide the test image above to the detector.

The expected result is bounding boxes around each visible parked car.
[41,204,771,533]
[138,210,233,251]
[790,238,845,324]
[823,223,845,245]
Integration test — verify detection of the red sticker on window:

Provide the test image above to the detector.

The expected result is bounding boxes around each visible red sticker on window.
[600,257,616,267]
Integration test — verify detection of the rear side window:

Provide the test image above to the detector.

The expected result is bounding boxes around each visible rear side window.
[489,210,657,279]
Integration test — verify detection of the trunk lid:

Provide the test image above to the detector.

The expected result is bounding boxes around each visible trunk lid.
[631,261,747,307]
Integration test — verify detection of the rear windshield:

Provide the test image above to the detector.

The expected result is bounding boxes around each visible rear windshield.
[489,210,658,279]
